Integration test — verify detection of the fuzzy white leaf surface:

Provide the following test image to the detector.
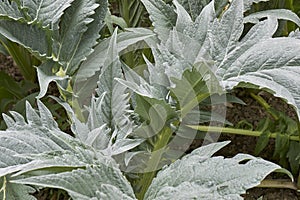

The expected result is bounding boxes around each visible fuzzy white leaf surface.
[145,142,281,200]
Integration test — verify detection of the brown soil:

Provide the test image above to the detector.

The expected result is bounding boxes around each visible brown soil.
[219,89,300,200]
[0,54,22,81]
[33,188,69,200]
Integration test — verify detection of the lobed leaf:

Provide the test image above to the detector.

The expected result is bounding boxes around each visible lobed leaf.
[177,0,209,20]
[210,0,244,64]
[144,142,281,200]
[0,20,52,57]
[244,9,300,27]
[173,0,192,33]
[151,44,192,87]
[0,0,26,21]
[95,30,123,128]
[21,0,74,29]
[218,37,300,118]
[0,101,77,198]
[73,31,143,156]
[140,0,177,42]
[0,101,74,170]
[13,164,136,200]
[75,27,155,82]
[51,0,106,75]
[64,0,108,75]
[180,1,214,62]
[117,64,163,99]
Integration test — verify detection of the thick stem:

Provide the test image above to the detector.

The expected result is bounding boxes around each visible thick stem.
[57,83,85,122]
[70,98,86,122]
[250,92,279,120]
[0,176,6,199]
[258,179,297,190]
[187,125,300,141]
[136,127,173,200]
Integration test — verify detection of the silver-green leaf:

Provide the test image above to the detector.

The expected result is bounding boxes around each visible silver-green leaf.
[13,165,136,200]
[0,0,26,21]
[144,142,281,200]
[218,37,300,118]
[21,0,74,29]
[244,9,300,27]
[140,0,177,42]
